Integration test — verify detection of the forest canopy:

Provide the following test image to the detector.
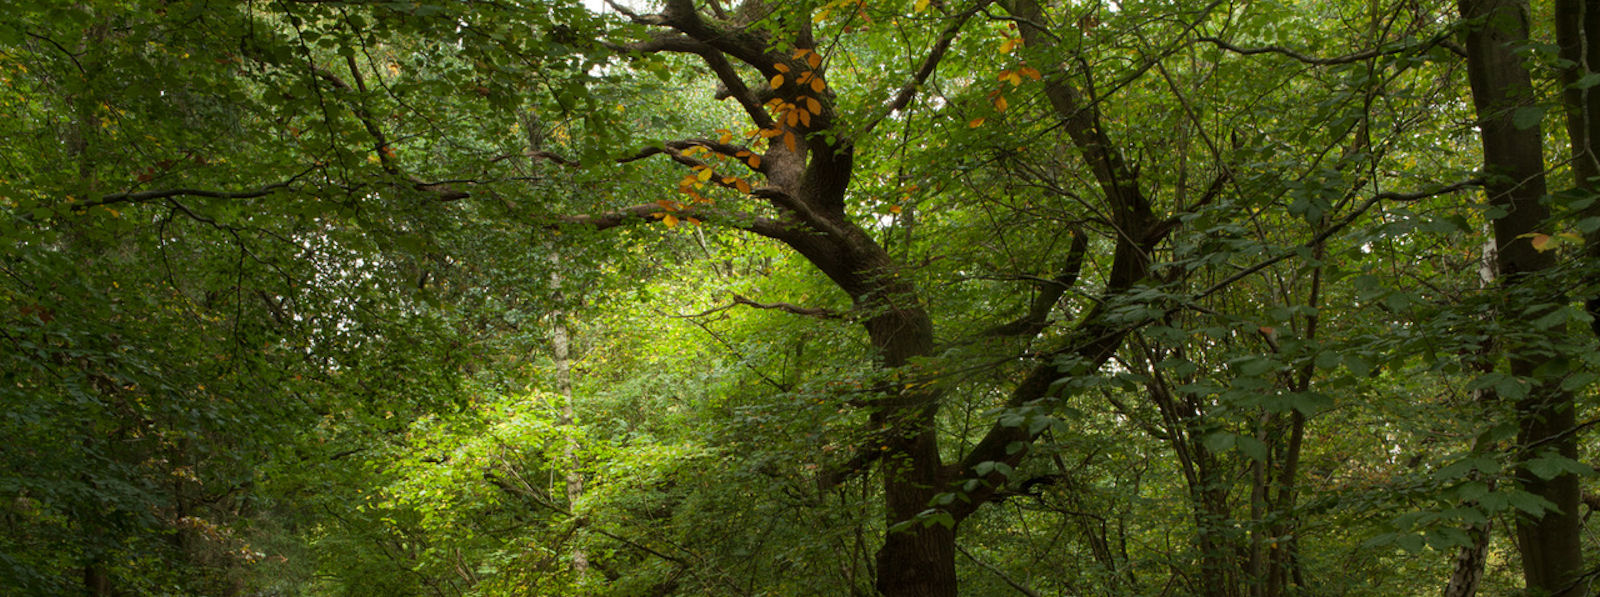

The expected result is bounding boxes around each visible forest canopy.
[3,0,1600,595]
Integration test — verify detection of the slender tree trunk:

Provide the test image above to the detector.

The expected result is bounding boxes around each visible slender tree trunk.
[1458,0,1586,593]
[553,307,587,576]
[1445,521,1493,597]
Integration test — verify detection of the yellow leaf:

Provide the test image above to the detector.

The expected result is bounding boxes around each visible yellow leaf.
[719,131,734,144]
[994,95,1008,111]
[798,71,813,83]
[806,52,822,69]
[1019,66,1042,80]
[697,168,714,182]
[810,77,826,92]
[1001,70,1021,86]
[770,74,785,89]
[969,117,986,127]
[1000,37,1020,53]
[889,205,902,214]
[794,48,812,60]
[656,199,678,210]
[914,0,930,11]
[661,213,679,228]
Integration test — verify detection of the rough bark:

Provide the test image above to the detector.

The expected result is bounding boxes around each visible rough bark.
[1458,0,1586,593]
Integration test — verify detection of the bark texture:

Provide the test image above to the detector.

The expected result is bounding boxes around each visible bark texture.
[1458,0,1586,593]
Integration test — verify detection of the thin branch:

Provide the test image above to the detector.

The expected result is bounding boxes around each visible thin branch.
[1190,178,1481,302]
[984,229,1089,337]
[1194,29,1464,66]
[957,544,1044,597]
[857,0,996,138]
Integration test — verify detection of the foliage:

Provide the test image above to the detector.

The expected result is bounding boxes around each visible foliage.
[3,0,1599,595]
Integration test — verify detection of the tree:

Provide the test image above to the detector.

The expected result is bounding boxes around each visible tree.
[4,0,1597,595]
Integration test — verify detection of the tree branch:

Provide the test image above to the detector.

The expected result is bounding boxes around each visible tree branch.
[1194,29,1466,66]
[732,294,841,319]
[984,230,1089,337]
[857,0,995,138]
[620,34,777,130]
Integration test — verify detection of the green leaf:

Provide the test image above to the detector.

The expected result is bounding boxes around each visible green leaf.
[1512,105,1546,130]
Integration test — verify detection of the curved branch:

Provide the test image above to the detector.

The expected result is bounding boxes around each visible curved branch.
[620,34,777,130]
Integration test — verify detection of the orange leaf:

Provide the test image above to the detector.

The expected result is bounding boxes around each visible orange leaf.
[1018,66,1042,80]
[747,155,762,168]
[806,52,822,69]
[889,205,902,214]
[685,217,702,225]
[1000,37,1020,53]
[1531,233,1553,252]
[656,199,678,210]
[735,179,752,193]
[793,48,812,59]
[770,74,785,89]
[786,110,799,127]
[810,77,826,92]
[783,131,798,151]
[774,63,791,73]
[969,117,986,127]
[798,109,812,127]
[993,95,1009,111]
[661,213,679,228]
[804,96,822,113]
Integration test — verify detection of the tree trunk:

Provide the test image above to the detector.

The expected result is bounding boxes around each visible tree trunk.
[1445,521,1492,597]
[1458,0,1586,593]
[1553,0,1600,339]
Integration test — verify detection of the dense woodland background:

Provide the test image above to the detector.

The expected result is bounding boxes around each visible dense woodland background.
[4,0,1600,595]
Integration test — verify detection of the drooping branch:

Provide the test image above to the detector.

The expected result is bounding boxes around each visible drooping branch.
[619,33,777,130]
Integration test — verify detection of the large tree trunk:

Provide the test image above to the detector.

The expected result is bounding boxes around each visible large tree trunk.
[1553,0,1600,339]
[1458,0,1586,593]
